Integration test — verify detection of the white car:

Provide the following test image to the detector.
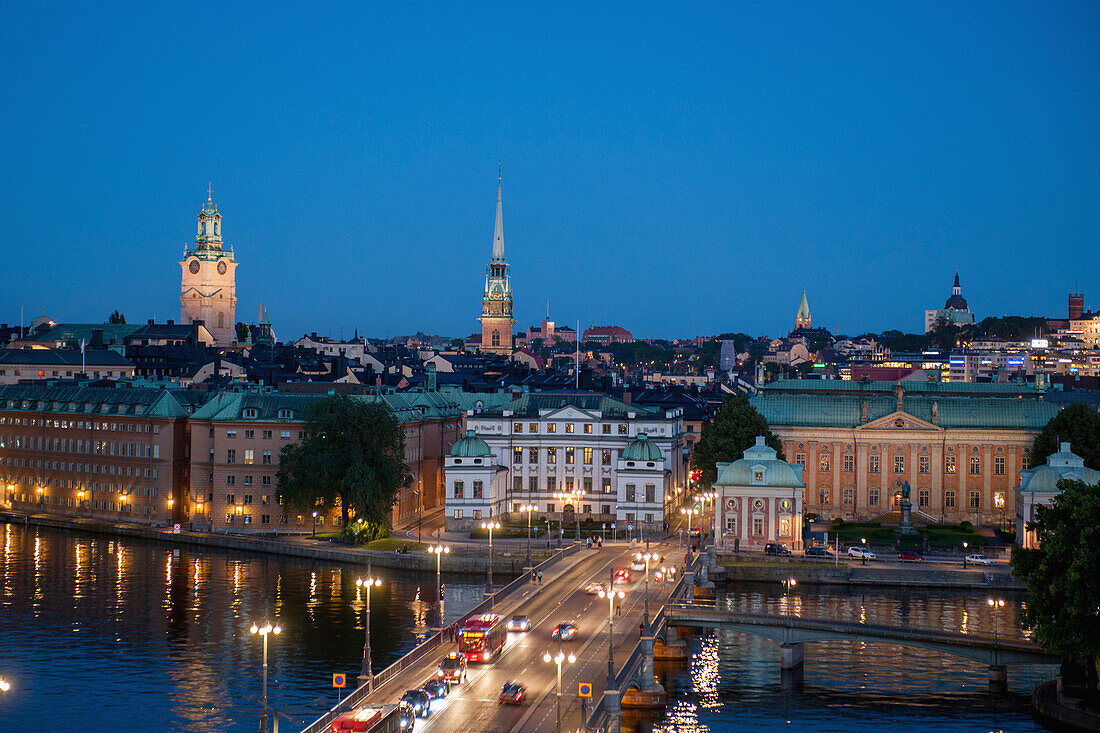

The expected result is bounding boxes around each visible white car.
[966,553,994,566]
[847,546,876,560]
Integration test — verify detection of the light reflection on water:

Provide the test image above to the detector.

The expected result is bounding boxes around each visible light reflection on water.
[646,584,1052,733]
[0,522,486,732]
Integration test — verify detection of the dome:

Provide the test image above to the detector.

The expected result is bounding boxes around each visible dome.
[713,436,804,488]
[1019,442,1100,493]
[622,433,663,462]
[449,429,493,458]
[944,294,969,310]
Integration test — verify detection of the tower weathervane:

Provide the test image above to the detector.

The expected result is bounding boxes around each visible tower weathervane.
[207,182,213,202]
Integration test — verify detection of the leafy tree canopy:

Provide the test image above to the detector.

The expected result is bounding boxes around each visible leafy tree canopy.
[235,322,251,343]
[276,396,411,527]
[1030,403,1100,470]
[1011,479,1100,696]
[107,310,126,324]
[693,395,783,486]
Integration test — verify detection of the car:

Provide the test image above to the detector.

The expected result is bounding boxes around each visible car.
[848,546,876,560]
[804,547,833,558]
[898,550,925,563]
[422,679,449,700]
[689,527,702,538]
[629,560,646,572]
[552,622,578,641]
[966,553,994,566]
[499,681,527,705]
[805,512,821,523]
[613,569,631,584]
[507,615,530,632]
[400,689,432,717]
[398,701,416,731]
[764,543,791,556]
[437,652,467,684]
[584,582,606,595]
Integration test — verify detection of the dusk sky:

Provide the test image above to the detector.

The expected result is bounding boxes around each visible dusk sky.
[1,2,1097,341]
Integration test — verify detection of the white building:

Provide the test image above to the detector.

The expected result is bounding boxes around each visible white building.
[1015,442,1099,549]
[713,436,806,551]
[444,393,687,532]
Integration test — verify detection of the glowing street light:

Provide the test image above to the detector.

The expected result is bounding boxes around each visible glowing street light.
[312,511,319,538]
[598,576,625,685]
[680,506,699,549]
[356,573,382,690]
[520,503,538,569]
[428,544,450,630]
[481,521,501,604]
[543,641,577,733]
[987,597,1005,644]
[636,550,654,633]
[782,577,797,620]
[249,619,282,732]
[0,677,10,692]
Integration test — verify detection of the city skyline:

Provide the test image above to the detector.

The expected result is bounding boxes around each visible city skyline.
[1,3,1098,339]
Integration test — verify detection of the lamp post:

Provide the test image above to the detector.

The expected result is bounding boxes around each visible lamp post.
[249,619,282,733]
[598,574,625,684]
[860,537,867,565]
[356,573,382,690]
[695,491,716,547]
[782,577,797,620]
[987,597,1005,644]
[312,511,318,539]
[680,506,699,550]
[481,521,500,604]
[429,545,450,630]
[963,541,968,568]
[542,639,577,733]
[553,489,584,543]
[521,504,538,569]
[636,550,653,633]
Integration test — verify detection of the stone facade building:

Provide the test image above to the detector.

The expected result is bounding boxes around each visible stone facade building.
[713,436,805,551]
[751,379,1059,527]
[180,188,238,344]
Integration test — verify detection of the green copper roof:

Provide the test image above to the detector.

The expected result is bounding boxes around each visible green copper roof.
[796,289,811,320]
[622,433,663,462]
[189,388,462,423]
[0,384,192,418]
[1019,442,1100,493]
[476,393,659,420]
[714,436,804,488]
[449,429,494,457]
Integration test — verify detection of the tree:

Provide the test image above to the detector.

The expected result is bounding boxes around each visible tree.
[1030,403,1100,470]
[276,396,411,527]
[108,310,126,324]
[235,322,251,343]
[1011,479,1100,699]
[692,395,783,486]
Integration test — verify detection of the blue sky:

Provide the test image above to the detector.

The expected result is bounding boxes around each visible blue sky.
[1,2,1097,340]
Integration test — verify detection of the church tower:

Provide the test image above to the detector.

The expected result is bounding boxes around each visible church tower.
[794,288,812,330]
[180,186,238,343]
[479,173,514,354]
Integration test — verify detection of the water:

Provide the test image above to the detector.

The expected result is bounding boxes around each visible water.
[645,584,1053,733]
[0,522,486,732]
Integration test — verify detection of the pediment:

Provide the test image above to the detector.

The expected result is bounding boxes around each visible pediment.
[858,410,941,432]
[540,406,599,421]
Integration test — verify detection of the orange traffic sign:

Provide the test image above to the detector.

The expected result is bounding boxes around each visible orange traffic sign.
[578,682,592,697]
[333,673,346,688]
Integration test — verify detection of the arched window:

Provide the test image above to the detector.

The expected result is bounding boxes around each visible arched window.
[491,330,500,346]
[217,312,225,329]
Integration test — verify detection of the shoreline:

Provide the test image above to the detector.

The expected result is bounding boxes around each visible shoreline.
[715,558,1027,591]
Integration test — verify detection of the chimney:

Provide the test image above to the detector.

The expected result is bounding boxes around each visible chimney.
[1069,293,1084,320]
[425,362,437,391]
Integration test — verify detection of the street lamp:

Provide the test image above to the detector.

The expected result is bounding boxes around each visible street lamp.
[520,504,538,569]
[782,577,797,620]
[680,506,699,549]
[481,521,501,603]
[553,489,584,543]
[860,537,867,565]
[429,544,450,630]
[963,541,969,568]
[636,551,654,633]
[0,677,10,692]
[987,597,1005,644]
[356,574,382,690]
[694,491,717,547]
[249,619,282,732]
[543,641,577,733]
[312,511,318,538]
[598,577,625,685]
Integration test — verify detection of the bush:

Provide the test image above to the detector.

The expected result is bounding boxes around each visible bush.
[959,520,973,531]
[344,520,390,546]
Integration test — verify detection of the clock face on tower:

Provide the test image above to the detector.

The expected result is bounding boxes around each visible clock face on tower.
[217,261,227,275]
[188,260,200,274]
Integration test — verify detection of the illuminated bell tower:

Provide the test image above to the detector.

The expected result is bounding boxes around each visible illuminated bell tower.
[479,172,514,354]
[180,185,238,343]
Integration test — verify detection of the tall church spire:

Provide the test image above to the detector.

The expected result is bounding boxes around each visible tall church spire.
[795,288,812,329]
[491,164,505,263]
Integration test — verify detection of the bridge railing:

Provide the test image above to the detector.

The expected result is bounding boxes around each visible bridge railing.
[299,543,580,733]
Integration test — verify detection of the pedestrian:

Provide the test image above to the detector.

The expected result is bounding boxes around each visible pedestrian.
[615,599,622,617]
[538,571,543,584]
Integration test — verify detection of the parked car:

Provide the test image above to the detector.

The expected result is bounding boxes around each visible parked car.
[400,689,432,717]
[764,543,792,556]
[422,679,449,700]
[507,615,530,632]
[584,582,606,595]
[613,569,631,584]
[552,622,578,641]
[966,553,994,566]
[805,547,833,558]
[437,652,467,684]
[499,681,527,705]
[848,546,876,560]
[898,551,926,563]
[805,512,821,523]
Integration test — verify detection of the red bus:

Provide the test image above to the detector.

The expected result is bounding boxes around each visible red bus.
[458,613,506,662]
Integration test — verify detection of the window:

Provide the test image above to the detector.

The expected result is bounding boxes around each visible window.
[244,449,254,465]
[547,447,557,464]
[602,478,612,494]
[645,484,655,502]
[843,454,854,473]
[602,424,611,435]
[226,476,235,485]
[819,454,830,472]
[547,476,556,493]
[473,481,483,499]
[583,448,593,465]
[602,504,611,515]
[969,490,981,509]
[994,456,1005,476]
[994,491,1005,509]
[583,504,593,513]
[565,447,575,464]
[262,450,272,465]
[244,475,253,485]
[512,476,522,493]
[565,478,574,492]
[226,449,236,464]
[261,514,271,525]
[565,423,574,434]
[752,516,764,535]
[869,455,880,474]
[226,494,235,504]
[919,455,929,474]
[794,453,806,466]
[843,488,853,505]
[918,488,930,507]
[244,430,254,439]
[262,476,271,486]
[869,488,879,507]
[618,424,628,435]
[280,431,291,440]
[243,494,253,504]
[453,481,463,498]
[894,454,905,474]
[529,423,538,433]
[602,449,612,465]
[513,446,523,464]
[779,516,792,536]
[945,455,956,474]
[583,477,593,493]
[546,504,555,514]
[226,430,237,439]
[726,517,737,533]
[453,510,463,519]
[528,447,539,464]
[944,490,956,509]
[970,456,981,475]
[625,483,636,501]
[819,489,830,505]
[529,477,538,492]
[546,423,556,433]
[513,422,522,433]
[262,430,272,439]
